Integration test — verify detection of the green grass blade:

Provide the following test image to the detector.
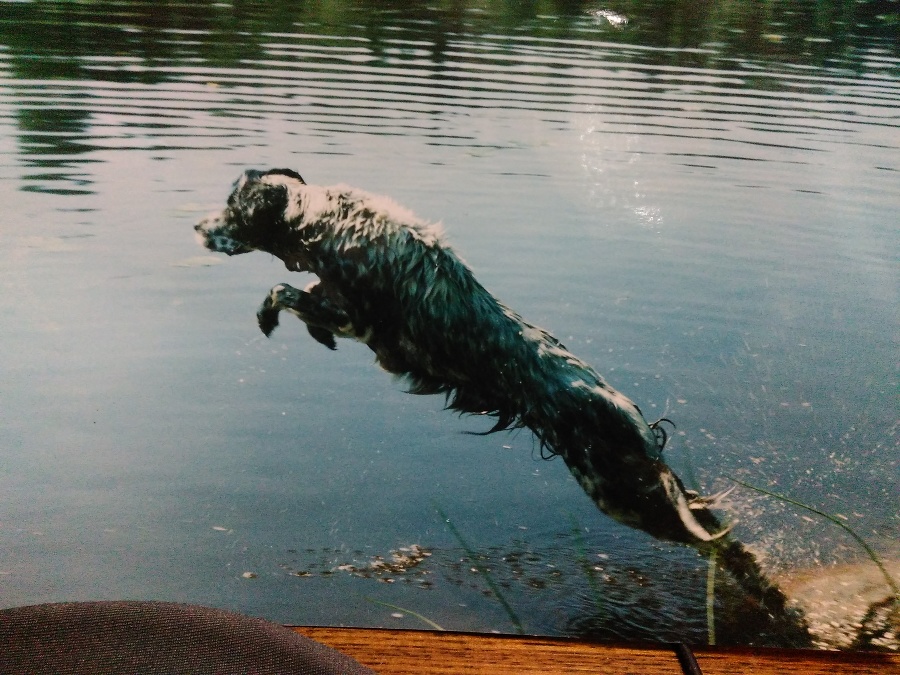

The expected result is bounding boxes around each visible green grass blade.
[727,476,899,600]
[568,514,605,615]
[435,506,524,634]
[706,548,717,646]
[365,597,445,631]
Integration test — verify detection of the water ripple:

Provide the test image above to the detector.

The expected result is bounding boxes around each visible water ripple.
[1,9,897,195]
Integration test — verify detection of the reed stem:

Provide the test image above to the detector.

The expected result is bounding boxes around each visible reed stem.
[435,506,525,634]
[568,514,605,615]
[366,597,446,631]
[706,548,717,646]
[728,476,899,600]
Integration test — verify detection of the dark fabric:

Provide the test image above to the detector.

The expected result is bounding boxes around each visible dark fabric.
[0,601,375,674]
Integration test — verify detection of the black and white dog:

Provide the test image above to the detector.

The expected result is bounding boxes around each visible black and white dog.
[195,168,730,544]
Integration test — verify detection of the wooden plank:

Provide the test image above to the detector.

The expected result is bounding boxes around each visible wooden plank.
[295,627,682,674]
[293,627,900,675]
[694,645,900,675]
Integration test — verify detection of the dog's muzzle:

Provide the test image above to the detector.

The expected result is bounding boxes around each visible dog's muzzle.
[194,214,252,255]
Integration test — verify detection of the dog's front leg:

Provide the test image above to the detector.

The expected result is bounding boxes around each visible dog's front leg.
[257,283,352,349]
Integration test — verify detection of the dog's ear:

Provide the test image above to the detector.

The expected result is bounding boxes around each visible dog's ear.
[230,173,293,243]
[233,169,265,191]
[263,168,306,184]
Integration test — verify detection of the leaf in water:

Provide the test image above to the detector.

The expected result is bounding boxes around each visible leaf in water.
[20,236,78,252]
[590,9,628,28]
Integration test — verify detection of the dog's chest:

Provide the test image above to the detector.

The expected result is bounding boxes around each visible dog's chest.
[281,248,317,273]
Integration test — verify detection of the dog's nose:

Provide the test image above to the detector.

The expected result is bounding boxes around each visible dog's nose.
[194,219,216,235]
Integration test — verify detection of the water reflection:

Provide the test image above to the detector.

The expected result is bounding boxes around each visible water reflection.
[2,0,896,194]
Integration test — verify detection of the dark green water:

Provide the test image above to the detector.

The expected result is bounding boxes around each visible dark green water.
[1,0,897,648]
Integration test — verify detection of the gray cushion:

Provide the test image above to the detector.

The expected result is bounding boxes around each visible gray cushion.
[0,601,375,674]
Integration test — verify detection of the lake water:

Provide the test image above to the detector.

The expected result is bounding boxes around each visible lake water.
[1,0,897,649]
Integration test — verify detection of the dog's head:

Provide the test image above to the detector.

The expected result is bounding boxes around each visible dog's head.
[194,168,306,256]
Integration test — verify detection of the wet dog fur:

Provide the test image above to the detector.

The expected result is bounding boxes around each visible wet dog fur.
[195,168,735,544]
[194,169,816,642]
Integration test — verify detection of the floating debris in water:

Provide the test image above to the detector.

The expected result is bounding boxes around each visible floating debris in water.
[590,9,628,28]
[275,537,895,648]
[280,544,434,585]
[337,544,433,580]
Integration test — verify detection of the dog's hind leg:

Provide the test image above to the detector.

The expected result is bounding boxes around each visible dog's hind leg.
[257,283,352,348]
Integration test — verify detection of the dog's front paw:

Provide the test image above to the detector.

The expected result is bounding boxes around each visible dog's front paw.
[258,305,280,337]
[256,282,352,344]
[257,284,292,337]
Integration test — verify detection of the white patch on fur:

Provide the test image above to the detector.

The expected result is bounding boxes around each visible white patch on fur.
[259,173,307,222]
[279,179,445,248]
[598,384,636,412]
[521,326,544,343]
[357,325,374,344]
[301,187,333,222]
[660,471,726,541]
[356,190,422,226]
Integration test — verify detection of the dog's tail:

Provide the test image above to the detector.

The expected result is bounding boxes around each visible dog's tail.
[530,377,729,543]
[518,363,807,641]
